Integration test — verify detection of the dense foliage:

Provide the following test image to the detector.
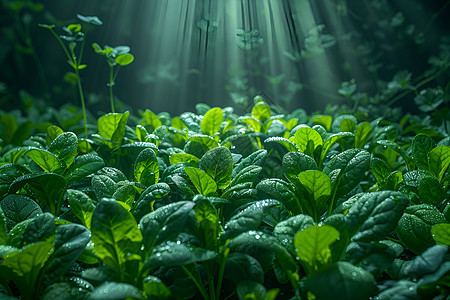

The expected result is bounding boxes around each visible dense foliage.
[0,96,449,299]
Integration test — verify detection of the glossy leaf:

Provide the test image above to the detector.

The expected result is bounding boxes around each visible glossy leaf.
[97,112,130,147]
[201,107,223,137]
[431,223,450,245]
[24,148,62,172]
[428,145,450,180]
[185,167,217,196]
[134,148,159,186]
[198,146,233,189]
[292,127,323,155]
[0,194,42,229]
[66,189,95,228]
[64,153,105,183]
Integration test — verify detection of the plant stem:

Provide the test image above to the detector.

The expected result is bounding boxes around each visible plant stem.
[181,265,209,300]
[109,65,115,113]
[75,66,88,138]
[215,248,229,300]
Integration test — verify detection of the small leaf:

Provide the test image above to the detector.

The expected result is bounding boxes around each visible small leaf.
[292,127,323,155]
[252,101,271,123]
[428,145,450,180]
[77,14,103,25]
[185,167,217,196]
[66,24,81,33]
[115,53,134,66]
[431,223,450,245]
[200,107,223,137]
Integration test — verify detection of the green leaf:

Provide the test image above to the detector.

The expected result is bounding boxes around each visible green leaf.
[142,276,172,299]
[77,14,103,25]
[146,241,217,269]
[115,53,134,66]
[22,213,55,245]
[198,146,234,189]
[0,194,42,229]
[312,115,332,131]
[132,183,170,220]
[64,153,105,183]
[24,148,62,172]
[233,149,267,177]
[320,132,353,164]
[256,178,300,214]
[134,148,159,186]
[228,165,262,187]
[43,224,91,285]
[354,122,371,149]
[237,280,267,300]
[323,149,370,199]
[264,137,299,153]
[273,214,315,253]
[227,231,297,276]
[225,253,264,284]
[252,101,271,123]
[140,109,162,133]
[222,199,281,241]
[304,262,376,300]
[0,240,54,299]
[200,107,223,137]
[169,153,200,165]
[371,157,390,186]
[46,125,64,145]
[92,174,117,200]
[428,145,450,180]
[294,224,339,273]
[396,204,446,253]
[47,132,78,168]
[185,167,217,196]
[184,135,219,158]
[91,199,143,274]
[241,116,262,132]
[298,170,331,210]
[194,195,218,250]
[97,112,130,148]
[411,135,435,170]
[139,201,195,251]
[90,282,144,300]
[9,173,67,216]
[67,24,81,33]
[282,151,318,185]
[292,127,323,155]
[66,189,95,228]
[431,223,450,245]
[0,206,6,244]
[344,191,409,242]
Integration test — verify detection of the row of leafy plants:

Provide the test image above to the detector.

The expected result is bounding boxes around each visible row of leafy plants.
[0,95,449,299]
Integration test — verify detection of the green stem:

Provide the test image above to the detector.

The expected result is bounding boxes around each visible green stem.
[48,28,72,62]
[109,65,115,113]
[181,265,209,300]
[387,66,449,107]
[215,248,230,300]
[75,66,88,139]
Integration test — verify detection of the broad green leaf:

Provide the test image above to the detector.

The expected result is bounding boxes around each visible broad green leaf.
[146,241,217,269]
[115,53,134,66]
[292,127,323,155]
[169,153,200,165]
[9,173,67,216]
[304,262,376,300]
[184,134,219,158]
[431,223,450,245]
[91,199,143,274]
[0,240,54,300]
[225,253,264,284]
[264,137,298,153]
[298,170,331,210]
[24,148,62,172]
[222,199,280,241]
[0,194,42,229]
[194,195,218,250]
[91,174,117,200]
[411,135,435,170]
[142,276,172,299]
[294,224,339,273]
[113,184,136,206]
[320,132,353,164]
[97,112,130,147]
[41,280,93,300]
[185,167,217,196]
[344,191,409,242]
[228,165,262,187]
[371,157,390,185]
[198,146,234,189]
[139,201,195,251]
[0,114,17,144]
[377,140,412,169]
[312,115,332,131]
[22,213,55,245]
[0,206,6,244]
[43,224,91,285]
[132,183,170,220]
[282,151,318,185]
[64,153,105,183]
[273,214,315,253]
[233,149,267,177]
[396,204,446,254]
[67,189,95,228]
[252,101,271,123]
[256,178,300,214]
[45,125,64,145]
[428,145,450,180]
[201,107,223,137]
[353,122,371,149]
[48,132,78,168]
[134,148,159,186]
[323,149,370,199]
[240,116,262,132]
[227,231,297,276]
[140,109,162,133]
[90,282,144,300]
[236,280,267,300]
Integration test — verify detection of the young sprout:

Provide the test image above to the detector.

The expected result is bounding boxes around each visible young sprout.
[39,14,102,138]
[91,43,134,113]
